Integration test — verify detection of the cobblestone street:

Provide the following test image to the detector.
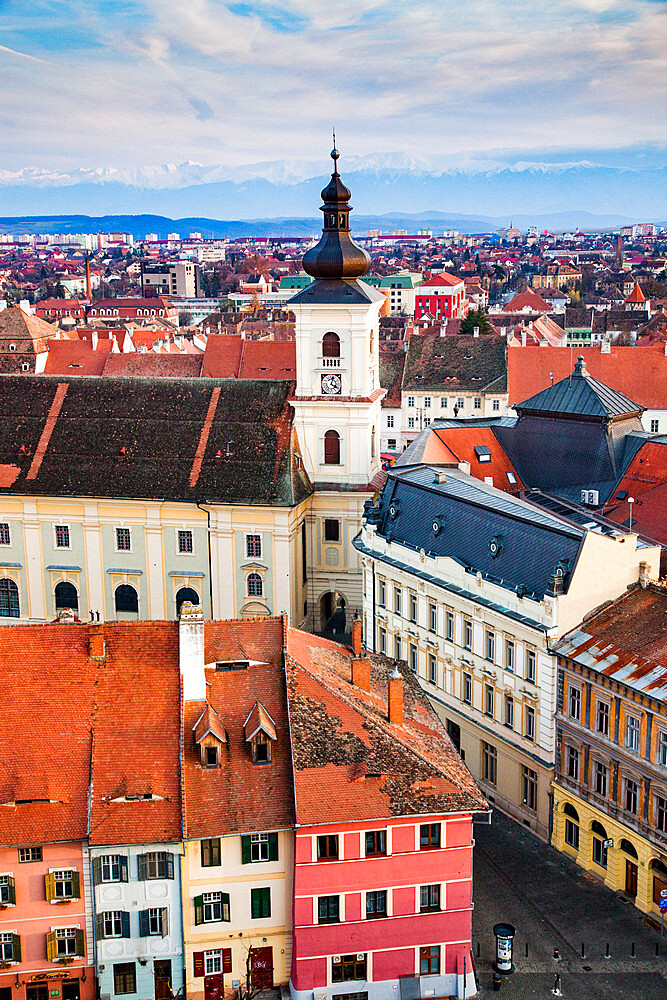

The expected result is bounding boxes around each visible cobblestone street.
[471,812,667,999]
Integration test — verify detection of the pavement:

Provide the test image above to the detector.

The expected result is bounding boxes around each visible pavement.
[471,811,667,999]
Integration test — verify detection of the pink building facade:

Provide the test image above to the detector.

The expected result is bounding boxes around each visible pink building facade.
[290,815,476,1000]
[0,840,94,1000]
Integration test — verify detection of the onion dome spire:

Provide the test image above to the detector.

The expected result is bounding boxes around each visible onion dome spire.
[302,139,371,280]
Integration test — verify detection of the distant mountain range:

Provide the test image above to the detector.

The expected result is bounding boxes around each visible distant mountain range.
[0,152,664,232]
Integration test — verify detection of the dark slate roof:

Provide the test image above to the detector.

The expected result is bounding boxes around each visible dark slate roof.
[288,277,384,305]
[360,466,583,600]
[0,375,311,506]
[402,334,506,392]
[379,347,406,407]
[515,356,643,422]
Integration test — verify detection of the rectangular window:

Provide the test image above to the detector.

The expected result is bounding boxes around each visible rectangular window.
[247,832,276,863]
[594,760,608,797]
[474,397,481,409]
[55,524,70,548]
[523,766,537,811]
[486,630,495,662]
[505,639,515,672]
[55,928,77,957]
[493,399,500,412]
[115,527,131,551]
[102,911,124,939]
[387,438,397,450]
[440,398,447,409]
[446,611,455,641]
[408,416,415,428]
[419,945,440,975]
[250,887,271,920]
[317,895,339,924]
[204,951,223,976]
[485,684,494,718]
[419,884,441,913]
[366,889,387,919]
[464,620,473,651]
[18,846,42,863]
[482,742,497,785]
[395,635,402,660]
[97,855,127,883]
[200,838,221,868]
[379,581,386,608]
[504,695,514,729]
[526,649,536,683]
[246,533,262,558]
[568,686,581,721]
[201,892,229,923]
[596,701,610,736]
[409,643,417,674]
[0,876,14,905]
[53,870,76,899]
[625,778,638,815]
[394,587,401,615]
[656,795,667,834]
[525,706,535,742]
[429,603,437,632]
[114,963,136,995]
[332,955,366,983]
[0,933,16,962]
[317,835,339,860]
[659,732,667,767]
[420,823,441,849]
[565,745,579,780]
[0,523,9,545]
[457,397,464,409]
[565,818,579,850]
[408,396,415,408]
[592,837,608,868]
[386,414,394,428]
[428,654,437,684]
[147,907,165,936]
[651,419,659,433]
[365,830,387,856]
[137,851,174,881]
[424,396,431,408]
[409,594,417,623]
[626,715,640,753]
[463,672,472,705]
[379,626,386,655]
[177,529,193,553]
[324,518,340,542]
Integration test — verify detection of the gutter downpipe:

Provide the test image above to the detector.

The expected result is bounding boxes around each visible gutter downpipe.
[196,501,214,618]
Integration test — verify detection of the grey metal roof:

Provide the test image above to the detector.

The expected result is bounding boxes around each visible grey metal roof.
[516,356,643,421]
[288,277,385,305]
[362,465,584,600]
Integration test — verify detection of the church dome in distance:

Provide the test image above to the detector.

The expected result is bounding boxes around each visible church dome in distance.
[302,142,371,280]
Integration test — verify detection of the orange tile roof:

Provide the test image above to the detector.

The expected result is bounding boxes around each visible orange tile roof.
[285,629,485,825]
[419,272,464,288]
[625,283,646,304]
[43,338,113,376]
[503,289,551,312]
[508,344,667,410]
[239,340,296,379]
[193,704,227,744]
[603,440,667,544]
[423,425,523,492]
[201,334,243,377]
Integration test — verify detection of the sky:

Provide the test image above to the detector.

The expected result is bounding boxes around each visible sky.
[0,0,666,174]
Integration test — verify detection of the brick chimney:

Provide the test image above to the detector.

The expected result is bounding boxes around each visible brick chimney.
[89,619,106,660]
[388,665,403,726]
[350,616,371,692]
[179,601,206,701]
[352,617,362,656]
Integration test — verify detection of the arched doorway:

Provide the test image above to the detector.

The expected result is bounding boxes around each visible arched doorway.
[620,838,638,897]
[175,587,199,616]
[319,591,347,638]
[650,857,667,907]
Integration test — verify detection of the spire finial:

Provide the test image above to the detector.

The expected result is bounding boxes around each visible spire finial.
[331,128,339,173]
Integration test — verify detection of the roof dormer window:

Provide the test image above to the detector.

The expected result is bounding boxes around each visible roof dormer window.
[193,704,227,768]
[244,701,276,765]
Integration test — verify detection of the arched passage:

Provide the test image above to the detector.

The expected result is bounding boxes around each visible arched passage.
[176,587,199,616]
[319,591,348,637]
[55,581,79,613]
[115,584,139,619]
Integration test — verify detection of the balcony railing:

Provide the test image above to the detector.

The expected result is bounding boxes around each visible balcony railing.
[321,357,342,368]
[555,774,667,848]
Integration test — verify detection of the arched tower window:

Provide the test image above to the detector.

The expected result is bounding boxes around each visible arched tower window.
[324,430,340,465]
[55,581,78,612]
[247,573,263,597]
[322,332,340,358]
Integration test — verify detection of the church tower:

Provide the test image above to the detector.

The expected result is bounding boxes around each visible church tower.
[289,143,386,631]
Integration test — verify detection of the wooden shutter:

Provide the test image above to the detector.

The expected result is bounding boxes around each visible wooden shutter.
[193,895,204,926]
[160,907,169,938]
[193,952,205,978]
[92,858,102,886]
[119,856,129,882]
[268,833,279,861]
[95,914,105,941]
[11,934,21,963]
[164,853,174,880]
[121,911,130,939]
[75,929,85,957]
[251,889,260,920]
[46,930,57,961]
[6,876,15,904]
[72,871,81,899]
[221,892,230,922]
[137,854,148,881]
[212,839,221,866]
[44,872,55,902]
[222,949,232,974]
[241,836,251,864]
[139,910,150,937]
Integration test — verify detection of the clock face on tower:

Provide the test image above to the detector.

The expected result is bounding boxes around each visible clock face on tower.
[321,373,342,395]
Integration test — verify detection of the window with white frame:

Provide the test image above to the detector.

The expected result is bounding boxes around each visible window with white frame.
[408,396,415,407]
[429,603,437,632]
[103,911,124,938]
[250,833,270,862]
[246,533,262,558]
[55,928,77,956]
[409,594,417,623]
[493,399,500,411]
[446,610,455,641]
[624,777,639,815]
[379,626,387,655]
[100,855,123,882]
[247,572,262,597]
[596,700,610,737]
[626,715,640,752]
[203,892,228,922]
[205,950,223,975]
[505,639,515,671]
[408,416,415,428]
[395,635,402,660]
[53,870,75,898]
[525,706,535,741]
[428,654,437,684]
[656,795,667,834]
[464,619,472,651]
[526,649,536,683]
[178,529,193,554]
[424,396,431,408]
[594,760,608,797]
[115,527,131,551]
[486,630,495,662]
[409,644,417,673]
[440,398,447,409]
[0,933,15,961]
[568,685,581,721]
[379,580,386,608]
[387,414,394,428]
[485,684,494,717]
[565,744,580,780]
[55,524,70,548]
[394,587,401,615]
[0,523,10,545]
[463,672,472,705]
[0,875,14,904]
[658,731,667,767]
[504,695,514,729]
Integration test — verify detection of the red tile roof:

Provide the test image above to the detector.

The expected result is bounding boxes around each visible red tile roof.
[625,283,646,304]
[285,629,485,825]
[419,272,464,289]
[102,352,204,378]
[503,289,551,312]
[201,334,244,377]
[43,338,113,376]
[603,440,667,544]
[201,334,296,380]
[422,425,523,492]
[507,344,667,410]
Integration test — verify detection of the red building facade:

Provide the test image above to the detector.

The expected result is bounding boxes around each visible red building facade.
[415,273,468,321]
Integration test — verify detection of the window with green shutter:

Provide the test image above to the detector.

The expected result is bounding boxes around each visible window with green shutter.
[250,887,271,920]
[200,838,221,867]
[242,832,278,863]
[12,934,21,962]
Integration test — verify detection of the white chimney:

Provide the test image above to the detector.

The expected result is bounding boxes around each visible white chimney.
[179,602,206,701]
[473,325,479,338]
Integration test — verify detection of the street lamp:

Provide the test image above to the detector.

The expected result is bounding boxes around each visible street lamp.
[628,496,635,531]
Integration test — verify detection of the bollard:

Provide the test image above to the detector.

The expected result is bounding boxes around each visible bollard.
[656,942,660,957]
[605,942,610,958]
[553,948,560,960]
[477,942,480,958]
[552,973,562,996]
[581,941,585,959]
[525,942,529,958]
[631,942,635,957]
[492,972,502,992]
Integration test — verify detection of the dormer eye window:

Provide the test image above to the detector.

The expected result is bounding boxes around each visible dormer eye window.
[252,733,270,764]
[193,704,227,769]
[205,745,219,768]
[244,701,277,766]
